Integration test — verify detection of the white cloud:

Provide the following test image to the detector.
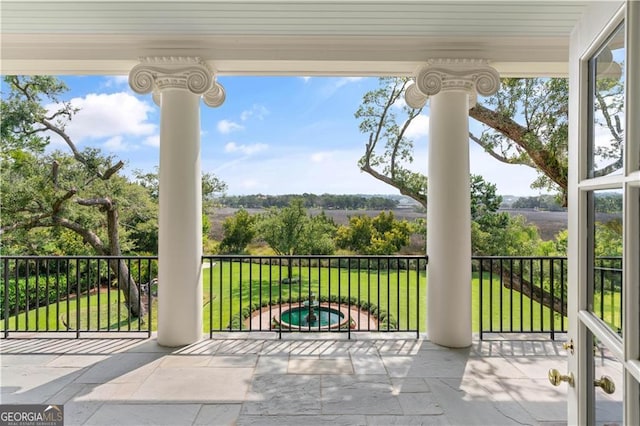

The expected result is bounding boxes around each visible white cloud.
[240,104,269,121]
[217,119,244,134]
[335,77,364,89]
[405,114,430,138]
[300,77,312,83]
[311,151,334,163]
[103,136,130,152]
[205,148,396,196]
[392,96,408,110]
[143,135,160,147]
[103,76,129,88]
[50,92,157,148]
[225,142,268,155]
[319,77,366,99]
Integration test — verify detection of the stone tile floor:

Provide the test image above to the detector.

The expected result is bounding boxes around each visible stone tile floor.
[1,333,571,425]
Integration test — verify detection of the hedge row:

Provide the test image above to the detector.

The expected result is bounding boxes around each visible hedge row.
[226,294,398,331]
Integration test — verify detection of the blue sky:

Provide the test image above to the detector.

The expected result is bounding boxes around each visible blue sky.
[51,75,540,196]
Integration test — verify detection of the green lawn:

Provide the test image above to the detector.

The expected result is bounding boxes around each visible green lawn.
[2,262,622,335]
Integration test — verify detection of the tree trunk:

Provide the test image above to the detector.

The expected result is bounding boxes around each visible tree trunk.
[108,258,145,318]
[105,203,145,318]
[57,199,146,319]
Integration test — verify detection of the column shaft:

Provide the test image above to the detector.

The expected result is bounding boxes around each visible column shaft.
[157,89,203,346]
[427,90,472,348]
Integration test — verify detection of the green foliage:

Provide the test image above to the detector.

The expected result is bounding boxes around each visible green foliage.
[220,193,398,210]
[1,76,74,155]
[220,209,256,254]
[202,172,228,213]
[511,195,565,211]
[472,213,542,256]
[356,77,427,206]
[255,199,337,256]
[469,175,502,221]
[0,275,68,319]
[595,220,622,258]
[336,211,412,254]
[594,192,623,214]
[474,78,569,203]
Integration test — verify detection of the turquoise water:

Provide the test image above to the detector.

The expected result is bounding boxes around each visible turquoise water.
[279,306,344,327]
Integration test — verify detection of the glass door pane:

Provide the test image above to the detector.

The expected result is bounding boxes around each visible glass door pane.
[588,189,624,337]
[592,331,623,425]
[588,23,625,178]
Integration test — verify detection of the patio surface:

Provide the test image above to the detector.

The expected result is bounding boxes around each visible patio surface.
[0,333,570,425]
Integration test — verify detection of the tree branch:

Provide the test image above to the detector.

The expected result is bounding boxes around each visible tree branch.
[0,214,53,235]
[360,162,427,207]
[54,217,108,255]
[102,161,125,180]
[468,132,533,166]
[76,197,114,209]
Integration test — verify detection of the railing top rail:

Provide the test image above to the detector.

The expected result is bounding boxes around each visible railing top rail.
[202,254,428,260]
[472,256,568,260]
[0,255,158,260]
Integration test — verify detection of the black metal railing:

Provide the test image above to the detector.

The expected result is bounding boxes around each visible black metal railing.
[594,256,623,335]
[474,256,623,339]
[1,256,156,338]
[474,256,567,340]
[1,254,622,341]
[202,255,427,338]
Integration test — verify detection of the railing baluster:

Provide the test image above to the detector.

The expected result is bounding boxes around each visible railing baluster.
[98,258,102,332]
[75,259,80,337]
[489,258,493,334]
[529,258,534,333]
[3,258,10,337]
[519,259,523,333]
[239,258,243,332]
[478,259,483,340]
[560,258,565,332]
[550,258,555,340]
[278,258,282,339]
[55,259,61,332]
[86,259,91,331]
[539,258,544,333]
[509,259,513,330]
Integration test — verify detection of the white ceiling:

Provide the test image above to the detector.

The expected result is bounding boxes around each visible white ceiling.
[0,1,616,77]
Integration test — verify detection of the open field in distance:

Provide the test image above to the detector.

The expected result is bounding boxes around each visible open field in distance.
[210,207,571,242]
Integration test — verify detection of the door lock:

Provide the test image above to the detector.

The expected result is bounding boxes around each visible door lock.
[562,339,574,355]
[548,368,575,387]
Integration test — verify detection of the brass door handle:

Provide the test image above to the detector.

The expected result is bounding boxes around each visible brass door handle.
[594,375,615,394]
[548,368,574,387]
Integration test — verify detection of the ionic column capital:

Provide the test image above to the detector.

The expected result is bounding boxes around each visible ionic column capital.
[405,59,500,108]
[129,56,225,107]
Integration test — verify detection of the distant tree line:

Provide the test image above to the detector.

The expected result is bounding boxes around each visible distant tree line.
[510,195,566,211]
[218,193,398,210]
[509,193,622,214]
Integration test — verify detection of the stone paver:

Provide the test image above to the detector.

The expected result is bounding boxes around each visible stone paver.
[0,336,576,425]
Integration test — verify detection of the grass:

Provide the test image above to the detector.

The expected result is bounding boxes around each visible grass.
[3,263,622,335]
[203,260,426,331]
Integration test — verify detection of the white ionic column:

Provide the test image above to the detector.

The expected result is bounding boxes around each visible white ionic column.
[129,57,225,347]
[406,59,500,348]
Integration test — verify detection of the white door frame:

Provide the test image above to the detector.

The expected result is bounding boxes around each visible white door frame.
[567,1,640,424]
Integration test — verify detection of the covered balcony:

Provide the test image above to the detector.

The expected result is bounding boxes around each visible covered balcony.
[0,254,622,424]
[1,0,638,425]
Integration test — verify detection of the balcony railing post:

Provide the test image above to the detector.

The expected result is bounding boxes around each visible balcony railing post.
[3,257,9,338]
[478,258,483,341]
